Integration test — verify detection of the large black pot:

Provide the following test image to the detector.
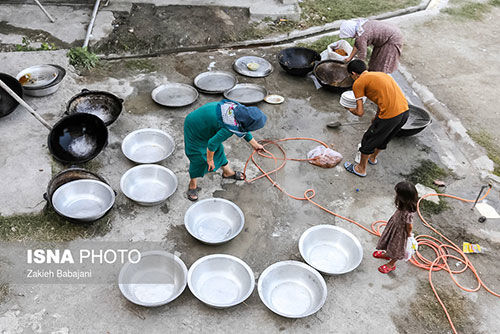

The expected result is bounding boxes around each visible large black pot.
[48,113,108,164]
[277,47,321,76]
[313,60,353,92]
[0,73,23,118]
[66,89,123,126]
[396,104,432,137]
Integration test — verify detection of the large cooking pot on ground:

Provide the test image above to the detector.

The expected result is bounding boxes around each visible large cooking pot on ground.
[396,104,432,137]
[66,89,123,126]
[313,60,353,92]
[0,73,23,118]
[44,167,115,223]
[277,47,321,76]
[48,113,108,164]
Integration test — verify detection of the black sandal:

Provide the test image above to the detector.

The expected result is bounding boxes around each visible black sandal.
[187,188,199,201]
[222,171,245,180]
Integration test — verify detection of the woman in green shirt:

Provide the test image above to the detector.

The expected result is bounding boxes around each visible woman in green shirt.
[184,100,267,201]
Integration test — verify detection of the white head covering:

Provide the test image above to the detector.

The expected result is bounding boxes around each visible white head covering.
[339,18,368,38]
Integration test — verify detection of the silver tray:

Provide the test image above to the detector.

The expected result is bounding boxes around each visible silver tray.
[233,56,273,78]
[151,83,198,107]
[193,71,237,94]
[16,64,58,88]
[223,83,267,104]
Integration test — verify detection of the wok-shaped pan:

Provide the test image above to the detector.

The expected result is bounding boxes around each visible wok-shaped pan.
[48,113,108,164]
[278,47,321,76]
[0,73,23,118]
[313,60,353,92]
[0,78,108,165]
[66,89,123,126]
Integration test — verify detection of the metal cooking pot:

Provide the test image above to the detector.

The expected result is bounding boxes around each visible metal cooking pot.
[396,104,432,137]
[48,113,108,164]
[0,73,23,118]
[277,47,321,76]
[66,89,123,126]
[313,59,353,92]
[44,167,115,223]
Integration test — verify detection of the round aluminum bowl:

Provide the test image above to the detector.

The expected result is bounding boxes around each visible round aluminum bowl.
[233,56,273,78]
[299,225,363,275]
[16,64,58,88]
[193,71,237,94]
[17,64,66,97]
[223,83,267,104]
[258,260,327,318]
[184,198,244,245]
[121,128,175,164]
[151,83,198,107]
[51,179,115,222]
[119,251,188,307]
[120,165,178,206]
[188,254,254,308]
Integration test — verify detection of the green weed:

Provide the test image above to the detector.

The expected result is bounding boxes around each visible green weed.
[67,47,99,70]
[469,130,500,176]
[443,2,491,20]
[15,36,57,52]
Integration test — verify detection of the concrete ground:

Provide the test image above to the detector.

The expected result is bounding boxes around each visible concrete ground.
[1,1,499,333]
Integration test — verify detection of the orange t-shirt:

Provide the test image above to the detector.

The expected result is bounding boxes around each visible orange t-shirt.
[352,72,408,119]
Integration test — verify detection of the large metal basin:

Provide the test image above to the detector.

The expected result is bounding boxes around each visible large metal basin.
[184,198,244,245]
[258,260,327,318]
[121,128,175,164]
[119,251,188,307]
[299,225,363,275]
[188,254,254,308]
[51,179,115,222]
[120,165,178,206]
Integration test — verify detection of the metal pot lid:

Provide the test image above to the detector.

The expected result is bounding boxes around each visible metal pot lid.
[193,71,237,94]
[223,83,267,104]
[16,64,59,88]
[233,56,273,78]
[151,83,198,107]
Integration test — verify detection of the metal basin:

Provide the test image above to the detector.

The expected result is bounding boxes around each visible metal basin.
[277,47,321,76]
[396,104,432,137]
[188,254,254,308]
[119,251,188,307]
[16,64,58,88]
[0,73,23,118]
[184,198,244,245]
[120,164,178,206]
[314,60,353,92]
[17,64,66,97]
[193,71,237,94]
[121,128,175,164]
[223,83,267,104]
[66,89,123,126]
[299,225,363,275]
[51,179,115,222]
[233,56,273,78]
[258,260,327,318]
[151,83,198,107]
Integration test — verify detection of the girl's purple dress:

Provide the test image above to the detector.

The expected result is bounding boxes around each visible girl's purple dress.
[376,209,414,260]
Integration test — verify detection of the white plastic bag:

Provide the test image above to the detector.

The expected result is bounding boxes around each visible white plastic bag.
[307,146,343,168]
[327,40,353,62]
[404,233,418,261]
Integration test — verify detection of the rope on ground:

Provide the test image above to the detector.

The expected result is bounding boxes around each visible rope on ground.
[243,138,498,334]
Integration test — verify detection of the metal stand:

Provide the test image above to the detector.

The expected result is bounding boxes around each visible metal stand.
[471,184,491,210]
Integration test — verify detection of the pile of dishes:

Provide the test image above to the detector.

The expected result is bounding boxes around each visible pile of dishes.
[16,64,66,97]
[339,90,366,109]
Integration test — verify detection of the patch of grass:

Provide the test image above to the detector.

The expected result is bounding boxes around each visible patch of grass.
[243,0,420,39]
[0,207,112,242]
[15,36,57,51]
[402,160,450,215]
[403,160,449,191]
[469,130,500,176]
[490,0,500,6]
[124,59,156,72]
[443,2,491,20]
[67,47,99,71]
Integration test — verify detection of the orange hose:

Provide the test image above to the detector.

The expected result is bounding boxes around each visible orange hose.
[244,138,498,334]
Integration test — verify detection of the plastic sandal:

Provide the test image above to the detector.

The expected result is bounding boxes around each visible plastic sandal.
[344,161,366,177]
[373,251,390,260]
[222,171,245,180]
[378,264,396,274]
[187,188,199,201]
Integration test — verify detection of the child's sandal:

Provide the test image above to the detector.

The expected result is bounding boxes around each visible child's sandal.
[373,250,391,260]
[378,264,396,274]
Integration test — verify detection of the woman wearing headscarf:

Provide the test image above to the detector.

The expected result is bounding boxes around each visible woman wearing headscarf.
[184,99,267,201]
[340,18,403,73]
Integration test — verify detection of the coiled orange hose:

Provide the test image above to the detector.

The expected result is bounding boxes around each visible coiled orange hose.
[244,138,498,334]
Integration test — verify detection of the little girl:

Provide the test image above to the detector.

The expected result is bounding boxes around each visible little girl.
[373,181,418,274]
